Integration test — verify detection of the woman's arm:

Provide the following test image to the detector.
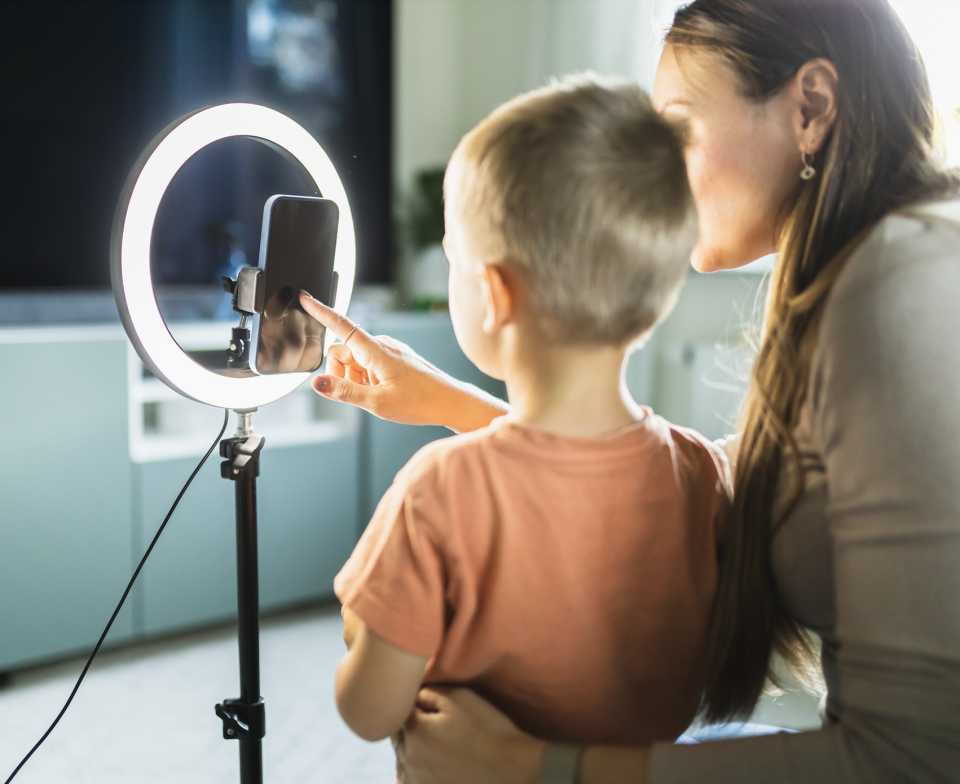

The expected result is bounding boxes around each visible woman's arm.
[399,688,650,784]
[300,293,509,432]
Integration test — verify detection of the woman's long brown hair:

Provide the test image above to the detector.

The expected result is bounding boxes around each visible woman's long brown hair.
[667,0,960,723]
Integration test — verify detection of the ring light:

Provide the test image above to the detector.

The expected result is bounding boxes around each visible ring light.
[111,103,356,410]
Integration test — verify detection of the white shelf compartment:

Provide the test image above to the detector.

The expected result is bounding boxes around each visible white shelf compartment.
[127,321,358,463]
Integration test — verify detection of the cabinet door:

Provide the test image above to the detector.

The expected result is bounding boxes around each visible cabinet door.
[258,439,360,610]
[0,332,133,669]
[135,435,360,636]
[134,455,236,636]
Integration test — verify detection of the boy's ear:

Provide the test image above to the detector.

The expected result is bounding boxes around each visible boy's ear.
[478,263,516,335]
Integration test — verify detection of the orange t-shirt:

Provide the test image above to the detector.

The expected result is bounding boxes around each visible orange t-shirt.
[334,413,730,745]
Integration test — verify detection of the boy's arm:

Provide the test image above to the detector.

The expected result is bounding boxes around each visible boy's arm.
[336,612,429,742]
[342,605,362,649]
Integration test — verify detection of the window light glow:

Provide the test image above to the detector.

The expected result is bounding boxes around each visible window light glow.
[112,103,355,410]
[891,1,960,167]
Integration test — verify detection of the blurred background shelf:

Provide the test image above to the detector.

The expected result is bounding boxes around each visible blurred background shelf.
[127,321,361,464]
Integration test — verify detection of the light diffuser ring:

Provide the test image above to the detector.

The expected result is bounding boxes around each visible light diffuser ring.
[111,104,356,410]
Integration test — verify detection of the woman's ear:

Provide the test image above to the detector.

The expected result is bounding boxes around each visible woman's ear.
[790,57,839,154]
[478,264,516,335]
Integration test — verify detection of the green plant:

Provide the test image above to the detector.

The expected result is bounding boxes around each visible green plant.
[408,166,446,250]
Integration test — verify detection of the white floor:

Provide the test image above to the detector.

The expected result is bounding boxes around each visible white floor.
[0,603,822,784]
[0,604,395,784]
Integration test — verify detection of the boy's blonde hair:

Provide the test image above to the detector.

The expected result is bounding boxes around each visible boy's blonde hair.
[448,73,698,344]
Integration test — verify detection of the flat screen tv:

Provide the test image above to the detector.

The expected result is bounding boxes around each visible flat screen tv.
[0,0,392,289]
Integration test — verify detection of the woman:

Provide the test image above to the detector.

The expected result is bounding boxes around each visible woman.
[300,0,960,781]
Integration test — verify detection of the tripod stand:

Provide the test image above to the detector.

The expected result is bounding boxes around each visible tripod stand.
[109,103,356,784]
[215,409,267,784]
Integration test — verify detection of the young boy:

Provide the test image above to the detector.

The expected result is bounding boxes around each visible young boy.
[333,74,730,747]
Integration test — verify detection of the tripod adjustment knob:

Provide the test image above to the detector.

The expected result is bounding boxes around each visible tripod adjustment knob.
[225,326,251,369]
[215,697,266,740]
[220,434,266,479]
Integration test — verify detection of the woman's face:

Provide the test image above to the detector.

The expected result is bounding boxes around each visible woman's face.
[653,45,802,272]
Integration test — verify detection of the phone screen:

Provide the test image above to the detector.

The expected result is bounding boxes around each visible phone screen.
[253,196,339,375]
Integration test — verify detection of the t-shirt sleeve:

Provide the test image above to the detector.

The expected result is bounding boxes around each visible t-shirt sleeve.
[652,215,960,782]
[334,468,447,659]
[681,431,734,547]
[714,433,741,474]
[705,440,734,546]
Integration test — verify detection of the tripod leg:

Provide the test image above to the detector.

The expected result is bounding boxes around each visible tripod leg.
[235,469,263,784]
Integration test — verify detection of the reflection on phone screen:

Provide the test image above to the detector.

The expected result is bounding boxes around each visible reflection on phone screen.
[254,196,339,374]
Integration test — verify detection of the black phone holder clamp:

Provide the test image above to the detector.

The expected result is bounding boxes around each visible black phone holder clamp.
[222,268,266,369]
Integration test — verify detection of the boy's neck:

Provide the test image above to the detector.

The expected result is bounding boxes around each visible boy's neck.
[501,330,644,438]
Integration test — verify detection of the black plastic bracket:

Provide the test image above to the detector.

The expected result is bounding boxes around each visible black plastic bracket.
[222,267,265,317]
[220,435,265,480]
[215,697,266,740]
[225,326,252,369]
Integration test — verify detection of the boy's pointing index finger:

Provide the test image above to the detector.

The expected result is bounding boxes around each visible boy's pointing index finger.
[299,290,374,361]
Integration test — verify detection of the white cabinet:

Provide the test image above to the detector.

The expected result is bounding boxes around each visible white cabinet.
[0,326,135,670]
[125,321,364,637]
[0,310,503,669]
[133,439,360,636]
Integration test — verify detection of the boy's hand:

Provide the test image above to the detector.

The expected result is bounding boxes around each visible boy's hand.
[342,605,362,650]
[299,292,509,432]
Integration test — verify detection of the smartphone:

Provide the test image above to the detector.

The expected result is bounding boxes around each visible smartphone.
[250,195,340,375]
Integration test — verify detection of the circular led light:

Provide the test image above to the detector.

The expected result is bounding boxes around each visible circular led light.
[111,103,356,410]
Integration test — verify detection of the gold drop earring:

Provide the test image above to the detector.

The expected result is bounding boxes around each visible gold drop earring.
[800,150,816,181]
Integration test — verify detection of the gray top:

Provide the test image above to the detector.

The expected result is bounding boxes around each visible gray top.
[651,201,960,783]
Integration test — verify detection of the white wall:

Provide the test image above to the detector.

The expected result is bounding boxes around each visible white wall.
[394,0,684,194]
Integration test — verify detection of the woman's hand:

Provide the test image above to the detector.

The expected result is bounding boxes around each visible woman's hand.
[397,687,546,784]
[299,292,509,432]
[397,687,653,784]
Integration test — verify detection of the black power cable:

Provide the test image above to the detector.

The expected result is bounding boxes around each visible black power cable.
[4,408,230,784]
